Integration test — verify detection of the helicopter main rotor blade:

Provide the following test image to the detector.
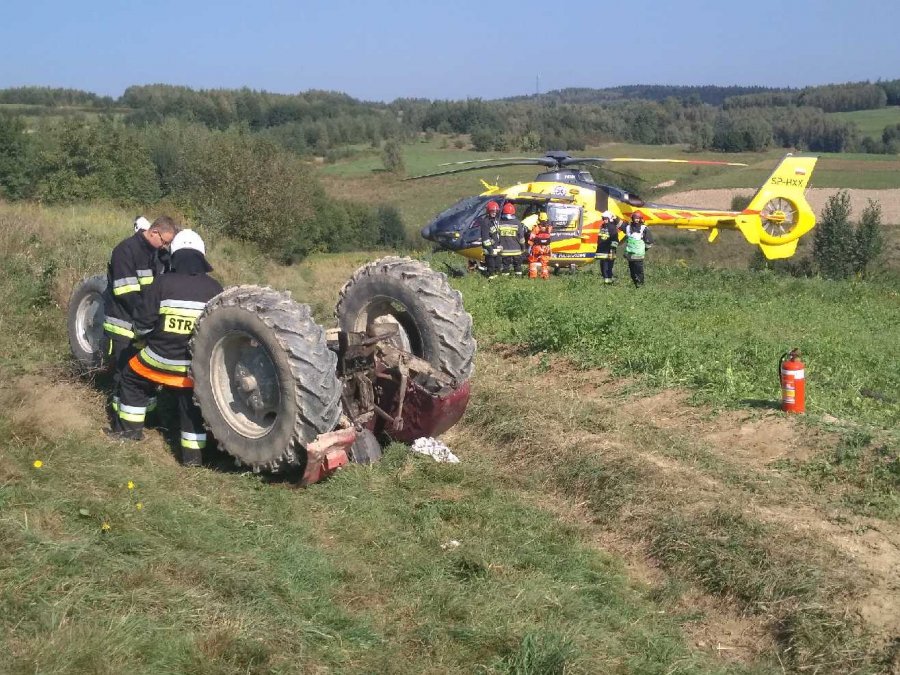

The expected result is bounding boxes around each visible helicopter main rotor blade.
[605,157,748,167]
[405,159,558,181]
[559,157,610,166]
[580,163,649,183]
[437,157,555,167]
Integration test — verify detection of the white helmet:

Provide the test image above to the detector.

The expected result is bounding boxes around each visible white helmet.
[170,229,206,255]
[133,216,151,232]
[601,210,615,221]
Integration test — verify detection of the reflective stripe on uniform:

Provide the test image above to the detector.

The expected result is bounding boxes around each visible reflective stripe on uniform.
[137,269,154,285]
[117,402,146,423]
[103,315,135,338]
[180,431,207,449]
[146,397,157,412]
[113,277,141,296]
[160,300,207,311]
[159,306,203,318]
[140,346,190,373]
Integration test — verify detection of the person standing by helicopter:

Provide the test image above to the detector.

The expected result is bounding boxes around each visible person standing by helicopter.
[528,212,553,279]
[623,212,654,287]
[595,210,620,284]
[498,202,526,276]
[476,201,502,280]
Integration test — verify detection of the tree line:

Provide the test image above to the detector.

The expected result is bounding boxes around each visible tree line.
[2,79,898,155]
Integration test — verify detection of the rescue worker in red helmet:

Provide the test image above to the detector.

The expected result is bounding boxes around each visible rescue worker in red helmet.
[595,210,621,284]
[498,202,526,276]
[108,230,224,466]
[475,200,502,279]
[528,212,553,279]
[623,212,654,287]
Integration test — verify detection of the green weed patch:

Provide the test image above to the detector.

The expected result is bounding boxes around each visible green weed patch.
[455,267,900,431]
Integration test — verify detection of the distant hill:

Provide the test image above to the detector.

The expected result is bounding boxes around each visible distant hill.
[503,84,793,106]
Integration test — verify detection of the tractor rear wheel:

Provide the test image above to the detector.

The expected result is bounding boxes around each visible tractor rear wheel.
[67,274,107,373]
[190,286,342,472]
[335,257,476,383]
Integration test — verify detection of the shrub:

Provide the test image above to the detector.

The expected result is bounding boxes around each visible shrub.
[730,194,753,211]
[813,191,855,279]
[374,205,407,248]
[851,200,884,278]
[813,191,884,280]
[381,139,405,174]
[168,129,328,261]
[34,117,161,204]
[0,113,32,199]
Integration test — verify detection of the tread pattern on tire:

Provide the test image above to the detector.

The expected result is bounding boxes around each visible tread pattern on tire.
[335,256,476,383]
[191,285,342,472]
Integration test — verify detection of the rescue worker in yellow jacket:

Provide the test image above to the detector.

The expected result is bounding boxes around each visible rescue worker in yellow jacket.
[108,230,223,466]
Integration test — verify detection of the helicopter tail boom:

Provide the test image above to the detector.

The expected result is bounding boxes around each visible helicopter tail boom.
[737,155,819,259]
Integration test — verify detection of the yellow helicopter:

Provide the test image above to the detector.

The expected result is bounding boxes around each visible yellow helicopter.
[415,151,819,270]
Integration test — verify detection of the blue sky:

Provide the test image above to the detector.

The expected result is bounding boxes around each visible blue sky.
[1,0,898,102]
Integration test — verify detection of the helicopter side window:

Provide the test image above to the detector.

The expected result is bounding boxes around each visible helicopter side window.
[546,203,582,232]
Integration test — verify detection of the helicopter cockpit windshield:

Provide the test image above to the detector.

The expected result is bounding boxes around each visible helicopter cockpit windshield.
[420,195,497,249]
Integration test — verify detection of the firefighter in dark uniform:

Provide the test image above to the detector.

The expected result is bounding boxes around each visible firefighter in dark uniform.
[475,200,502,279]
[498,202,526,276]
[109,230,223,466]
[103,216,178,416]
[623,212,654,287]
[595,210,621,284]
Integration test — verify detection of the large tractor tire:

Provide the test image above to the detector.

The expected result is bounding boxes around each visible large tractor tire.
[190,286,342,472]
[335,257,476,383]
[67,274,107,372]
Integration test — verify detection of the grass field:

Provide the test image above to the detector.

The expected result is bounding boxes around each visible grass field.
[829,106,900,138]
[1,203,899,673]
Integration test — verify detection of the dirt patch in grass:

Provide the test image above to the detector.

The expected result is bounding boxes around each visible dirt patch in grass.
[518,489,776,664]
[0,374,102,440]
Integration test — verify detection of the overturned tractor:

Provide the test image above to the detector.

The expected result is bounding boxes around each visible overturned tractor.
[67,257,476,484]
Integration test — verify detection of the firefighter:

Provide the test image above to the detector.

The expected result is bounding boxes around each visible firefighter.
[498,202,526,276]
[108,230,224,466]
[103,216,179,417]
[476,201,502,279]
[528,212,553,279]
[595,210,620,284]
[623,212,654,287]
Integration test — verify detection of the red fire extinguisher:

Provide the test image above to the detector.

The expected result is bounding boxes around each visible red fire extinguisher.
[779,348,805,413]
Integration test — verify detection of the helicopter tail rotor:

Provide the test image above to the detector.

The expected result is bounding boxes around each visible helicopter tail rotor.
[734,155,819,259]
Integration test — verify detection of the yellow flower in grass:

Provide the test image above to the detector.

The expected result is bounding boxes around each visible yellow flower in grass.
[127,481,135,490]
[101,521,111,532]
[32,460,43,469]
[135,503,143,511]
